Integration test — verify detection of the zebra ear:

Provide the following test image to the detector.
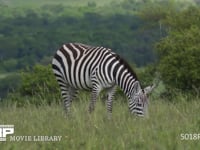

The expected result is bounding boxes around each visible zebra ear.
[143,84,156,95]
[133,81,140,93]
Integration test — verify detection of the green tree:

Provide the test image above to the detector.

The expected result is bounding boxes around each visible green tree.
[156,6,200,93]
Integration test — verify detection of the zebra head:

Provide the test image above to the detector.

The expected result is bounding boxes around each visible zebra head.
[130,82,155,117]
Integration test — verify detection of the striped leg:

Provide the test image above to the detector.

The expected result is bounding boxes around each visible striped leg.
[60,85,77,115]
[88,85,102,113]
[89,71,102,113]
[106,86,116,119]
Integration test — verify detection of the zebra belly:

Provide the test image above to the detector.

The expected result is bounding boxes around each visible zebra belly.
[65,68,92,90]
[63,75,91,90]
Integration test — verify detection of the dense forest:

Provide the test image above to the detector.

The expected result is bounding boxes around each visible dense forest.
[0,12,156,71]
[0,3,158,73]
[1,0,196,73]
[0,0,199,99]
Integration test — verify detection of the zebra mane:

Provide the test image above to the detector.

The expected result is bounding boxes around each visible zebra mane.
[74,43,93,49]
[114,53,138,81]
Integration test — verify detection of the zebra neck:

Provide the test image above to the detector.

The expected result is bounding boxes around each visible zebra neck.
[123,78,138,100]
[114,70,138,99]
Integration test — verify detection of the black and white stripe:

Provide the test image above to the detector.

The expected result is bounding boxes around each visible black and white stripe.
[52,43,155,117]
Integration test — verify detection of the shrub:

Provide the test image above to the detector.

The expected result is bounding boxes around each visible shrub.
[18,64,60,105]
[155,7,200,94]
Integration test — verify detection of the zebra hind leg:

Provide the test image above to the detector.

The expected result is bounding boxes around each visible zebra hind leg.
[106,86,116,119]
[88,86,101,113]
[61,86,77,116]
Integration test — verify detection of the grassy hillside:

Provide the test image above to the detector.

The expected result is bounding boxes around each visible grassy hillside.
[1,0,196,8]
[1,94,200,149]
[1,0,124,7]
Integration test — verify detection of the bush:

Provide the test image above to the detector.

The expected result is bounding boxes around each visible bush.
[0,73,21,98]
[155,7,200,94]
[137,64,158,87]
[17,64,60,106]
[157,26,200,93]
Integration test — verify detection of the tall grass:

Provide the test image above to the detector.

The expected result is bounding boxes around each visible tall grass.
[0,94,200,150]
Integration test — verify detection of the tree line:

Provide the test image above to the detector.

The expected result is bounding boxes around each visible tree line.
[0,0,199,101]
[0,12,159,72]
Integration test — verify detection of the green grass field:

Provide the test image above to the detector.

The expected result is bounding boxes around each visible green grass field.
[1,94,200,150]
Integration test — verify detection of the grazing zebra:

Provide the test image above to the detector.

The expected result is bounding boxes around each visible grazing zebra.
[52,43,155,118]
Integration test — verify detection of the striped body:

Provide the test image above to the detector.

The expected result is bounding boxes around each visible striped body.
[52,43,154,117]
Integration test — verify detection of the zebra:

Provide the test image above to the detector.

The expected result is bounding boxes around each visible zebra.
[52,43,155,118]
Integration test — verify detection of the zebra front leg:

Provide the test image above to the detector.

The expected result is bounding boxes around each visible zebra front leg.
[106,86,116,119]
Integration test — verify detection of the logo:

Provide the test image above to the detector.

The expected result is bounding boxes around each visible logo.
[0,125,62,142]
[0,125,14,141]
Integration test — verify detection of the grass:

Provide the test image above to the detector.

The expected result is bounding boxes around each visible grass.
[1,93,200,150]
